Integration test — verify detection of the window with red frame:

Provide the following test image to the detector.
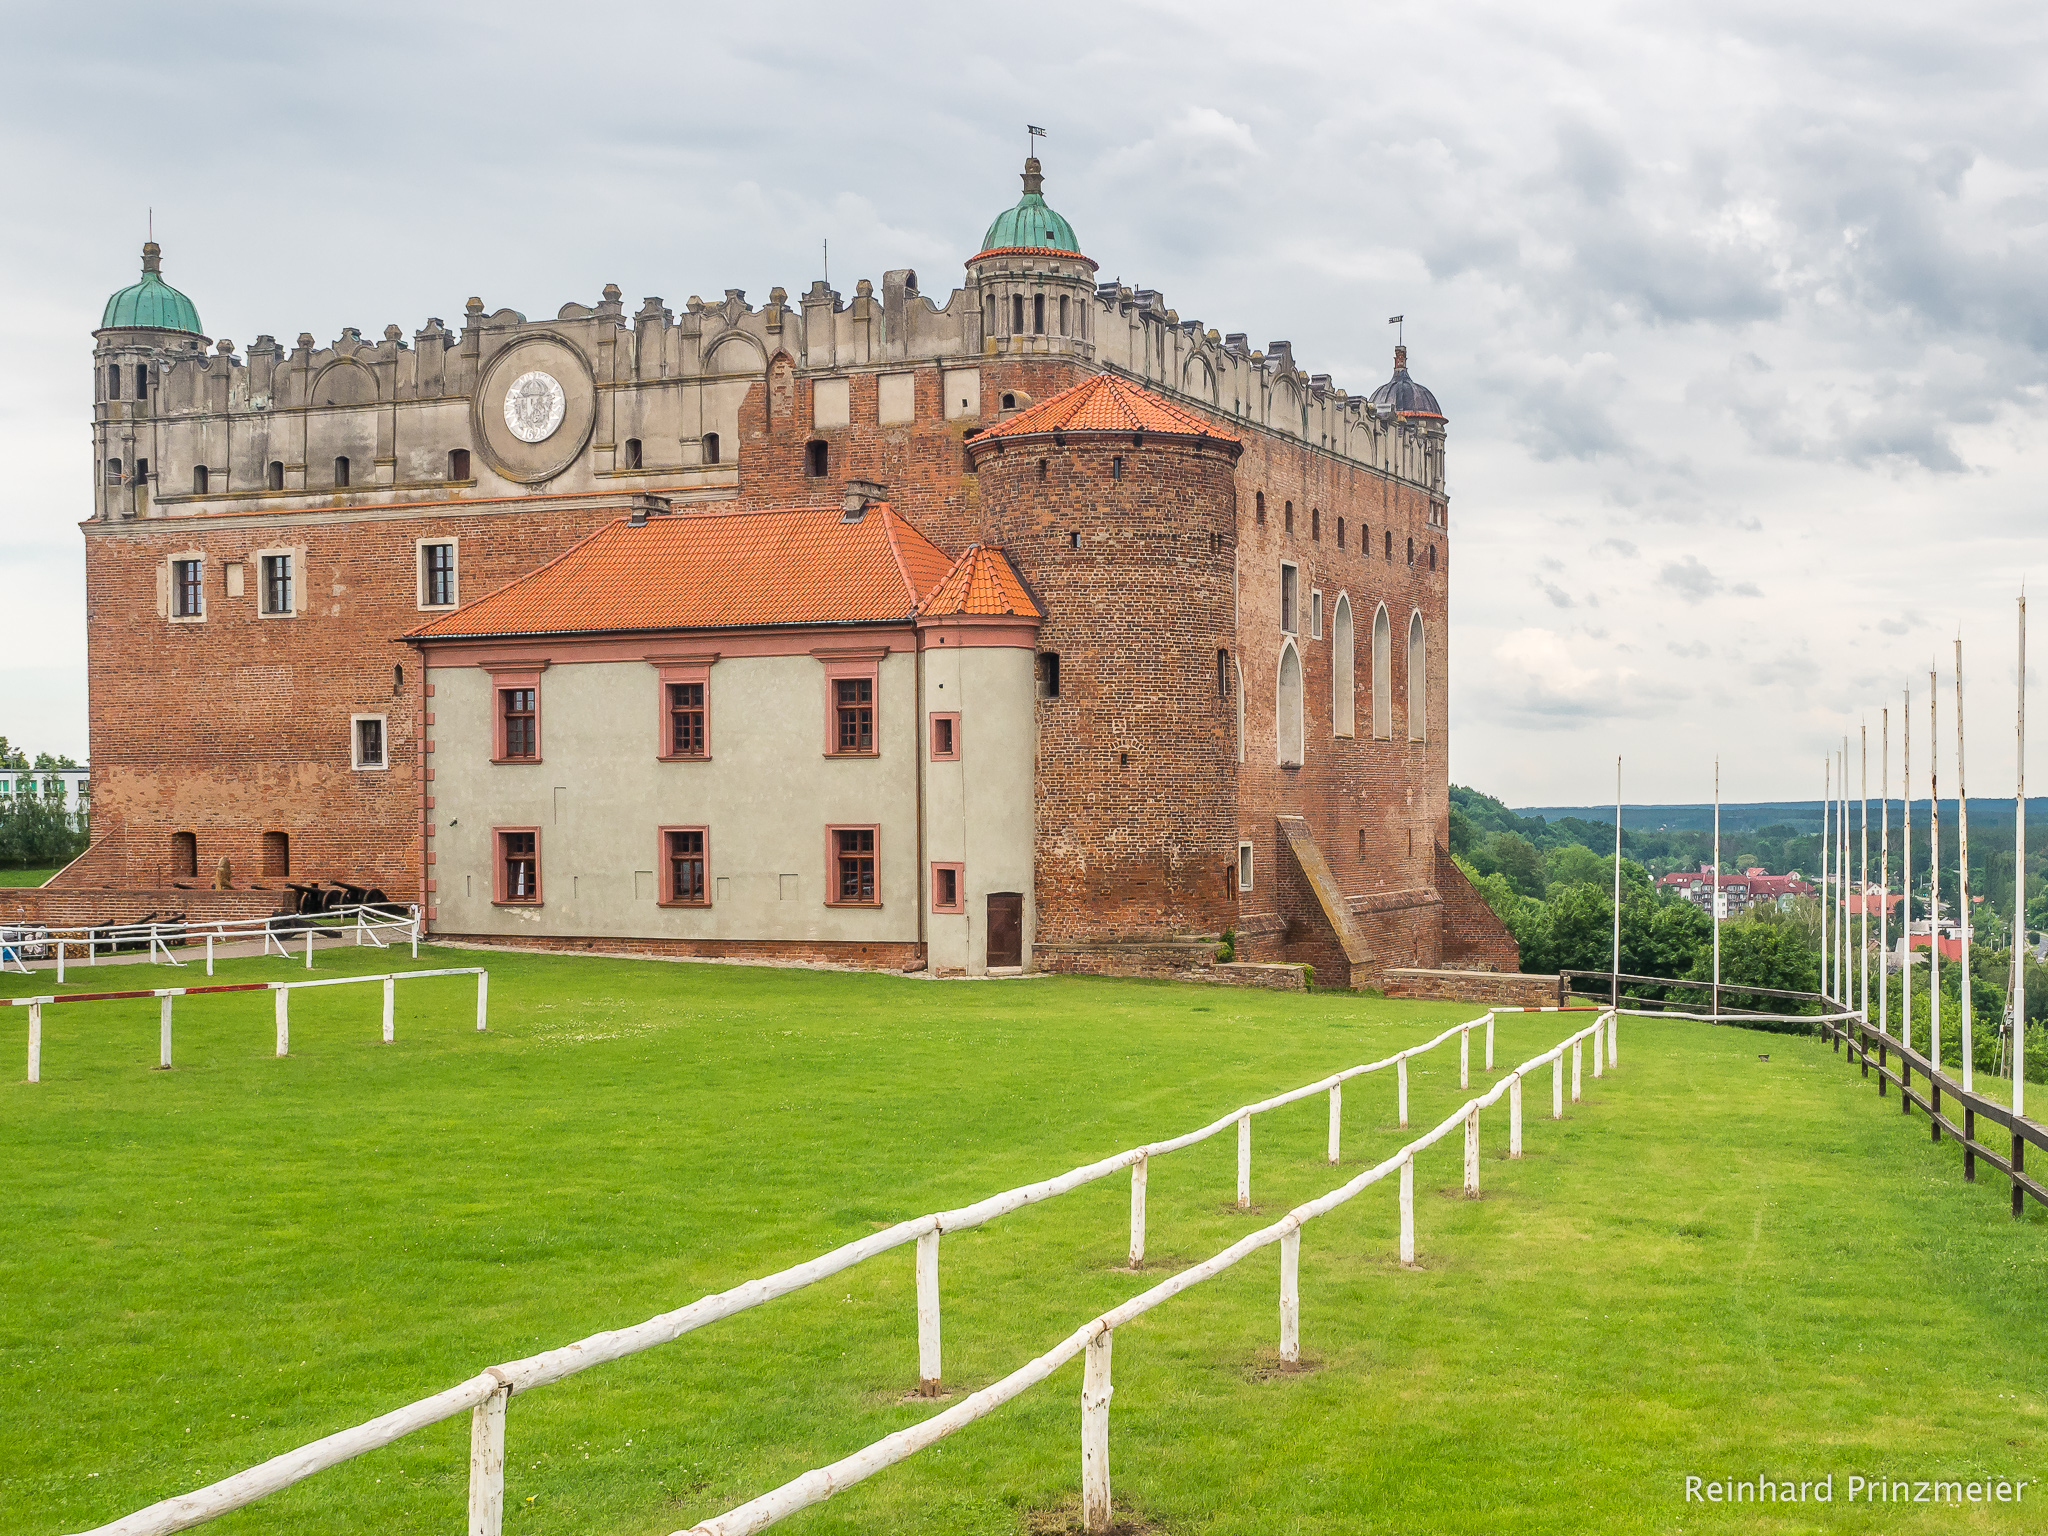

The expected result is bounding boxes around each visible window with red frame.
[667,828,707,904]
[931,862,965,913]
[835,677,874,753]
[501,688,536,758]
[834,828,877,903]
[668,682,706,756]
[500,830,539,902]
[929,712,960,761]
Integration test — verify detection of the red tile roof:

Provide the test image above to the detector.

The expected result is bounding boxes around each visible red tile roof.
[406,503,965,639]
[968,245,1098,270]
[919,545,1041,618]
[974,371,1242,447]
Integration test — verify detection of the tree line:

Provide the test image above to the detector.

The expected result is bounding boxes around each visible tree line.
[0,738,89,870]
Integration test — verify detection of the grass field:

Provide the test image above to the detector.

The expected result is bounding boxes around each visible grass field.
[0,868,56,887]
[4,946,2045,1535]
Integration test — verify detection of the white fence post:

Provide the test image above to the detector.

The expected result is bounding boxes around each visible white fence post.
[382,977,396,1044]
[468,1381,508,1536]
[1463,1105,1479,1196]
[1081,1329,1113,1534]
[1128,1153,1147,1267]
[410,906,420,960]
[56,940,65,984]
[1552,1055,1563,1120]
[1509,1074,1523,1158]
[1327,1083,1341,1164]
[1278,1226,1300,1363]
[1459,1025,1470,1089]
[915,1229,942,1396]
[305,928,314,969]
[1485,1011,1496,1071]
[1397,1053,1409,1129]
[1237,1113,1251,1208]
[1398,1153,1416,1264]
[159,995,173,1069]
[1592,1025,1604,1079]
[476,971,489,1031]
[1572,1040,1583,1103]
[27,1002,41,1083]
[275,987,290,1056]
[205,934,214,977]
[1608,1012,1619,1069]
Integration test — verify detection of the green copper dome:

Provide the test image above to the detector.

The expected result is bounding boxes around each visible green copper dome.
[979,158,1081,254]
[100,242,202,334]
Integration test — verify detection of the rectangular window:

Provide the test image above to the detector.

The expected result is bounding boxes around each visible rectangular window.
[1238,842,1255,892]
[496,828,540,903]
[668,682,707,756]
[352,715,387,770]
[931,861,965,913]
[1312,590,1324,640]
[500,688,537,760]
[830,826,879,905]
[664,827,709,905]
[108,363,121,400]
[929,712,960,761]
[261,553,293,615]
[420,541,456,607]
[136,364,149,399]
[1280,563,1298,634]
[834,677,874,754]
[172,558,203,618]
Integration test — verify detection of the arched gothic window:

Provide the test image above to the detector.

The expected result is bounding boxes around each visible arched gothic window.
[1276,642,1304,767]
[1407,611,1427,742]
[1371,604,1392,740]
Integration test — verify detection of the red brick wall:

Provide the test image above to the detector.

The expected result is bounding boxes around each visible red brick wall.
[1437,844,1522,971]
[970,432,1242,942]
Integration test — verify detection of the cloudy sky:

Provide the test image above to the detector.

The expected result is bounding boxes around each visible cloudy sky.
[5,0,2043,806]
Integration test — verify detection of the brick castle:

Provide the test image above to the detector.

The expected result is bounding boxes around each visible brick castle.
[47,155,1524,991]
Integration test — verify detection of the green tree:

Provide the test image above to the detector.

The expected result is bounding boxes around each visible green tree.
[1543,842,1608,894]
[1488,832,1547,898]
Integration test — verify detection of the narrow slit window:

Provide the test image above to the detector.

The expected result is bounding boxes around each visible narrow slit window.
[1033,293,1045,334]
[1285,501,1294,533]
[108,364,122,400]
[1337,517,1345,549]
[136,364,149,399]
[1312,508,1321,541]
[1255,491,1266,525]
[703,432,720,465]
[1217,648,1230,698]
[1038,652,1060,699]
[1012,294,1025,333]
[334,456,351,488]
[1059,295,1070,334]
[1280,564,1298,634]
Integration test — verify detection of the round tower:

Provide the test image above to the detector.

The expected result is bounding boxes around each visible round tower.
[93,241,206,520]
[966,157,1098,360]
[969,373,1243,947]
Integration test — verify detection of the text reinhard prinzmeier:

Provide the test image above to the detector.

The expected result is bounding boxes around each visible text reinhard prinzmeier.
[1684,1474,2030,1504]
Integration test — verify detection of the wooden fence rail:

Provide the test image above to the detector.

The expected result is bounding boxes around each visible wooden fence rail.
[7,968,489,1082]
[67,1006,1605,1536]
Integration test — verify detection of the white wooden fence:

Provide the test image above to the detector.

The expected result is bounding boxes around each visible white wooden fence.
[66,1006,1616,1536]
[0,904,421,981]
[7,967,489,1082]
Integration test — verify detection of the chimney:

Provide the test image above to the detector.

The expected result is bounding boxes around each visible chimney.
[842,478,887,522]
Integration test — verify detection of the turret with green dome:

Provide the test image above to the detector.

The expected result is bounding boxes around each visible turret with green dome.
[99,242,203,335]
[974,157,1087,259]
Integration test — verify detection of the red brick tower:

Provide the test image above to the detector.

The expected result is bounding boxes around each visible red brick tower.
[969,375,1244,947]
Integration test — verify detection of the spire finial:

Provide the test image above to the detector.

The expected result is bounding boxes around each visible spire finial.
[1023,125,1047,194]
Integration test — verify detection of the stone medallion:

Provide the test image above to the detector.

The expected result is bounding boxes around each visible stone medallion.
[503,370,566,443]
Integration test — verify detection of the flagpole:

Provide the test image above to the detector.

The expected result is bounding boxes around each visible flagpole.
[1611,755,1622,1012]
[1880,708,1890,1035]
[1931,668,1942,1076]
[1713,758,1722,1022]
[1861,723,1870,1021]
[1957,637,1973,1091]
[1903,687,1914,1056]
[1822,756,1832,1004]
[2017,595,2028,1126]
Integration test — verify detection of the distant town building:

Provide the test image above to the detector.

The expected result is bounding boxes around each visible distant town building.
[1657,864,1814,917]
[0,765,90,814]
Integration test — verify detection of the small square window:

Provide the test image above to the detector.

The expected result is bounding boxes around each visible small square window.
[352,714,387,771]
[929,712,960,761]
[931,861,965,913]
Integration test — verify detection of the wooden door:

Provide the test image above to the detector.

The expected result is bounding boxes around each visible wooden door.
[986,892,1023,968]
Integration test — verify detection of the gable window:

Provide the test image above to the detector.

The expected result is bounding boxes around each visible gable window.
[495,828,540,903]
[830,826,879,905]
[334,456,351,488]
[623,438,643,470]
[931,861,965,914]
[1311,590,1324,640]
[834,678,874,753]
[267,460,284,490]
[448,448,471,480]
[170,831,196,879]
[702,432,720,465]
[1372,604,1393,739]
[420,541,457,608]
[805,439,829,477]
[669,682,707,756]
[261,553,293,615]
[500,687,538,760]
[261,831,289,876]
[171,558,204,619]
[352,714,387,770]
[929,712,960,761]
[663,827,709,905]
[1279,563,1298,634]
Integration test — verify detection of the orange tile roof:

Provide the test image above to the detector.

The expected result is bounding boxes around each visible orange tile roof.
[919,545,1041,618]
[974,370,1241,446]
[406,503,961,639]
[967,245,1100,270]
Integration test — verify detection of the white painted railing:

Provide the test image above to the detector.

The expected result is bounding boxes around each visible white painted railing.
[7,968,488,1083]
[0,904,420,982]
[66,1006,1612,1536]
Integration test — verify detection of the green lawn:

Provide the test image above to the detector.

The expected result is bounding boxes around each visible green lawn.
[3,948,2044,1536]
[0,868,56,887]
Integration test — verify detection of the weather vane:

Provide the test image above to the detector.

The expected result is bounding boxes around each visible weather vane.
[1028,124,1046,156]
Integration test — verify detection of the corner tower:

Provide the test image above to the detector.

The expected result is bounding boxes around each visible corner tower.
[969,373,1242,956]
[93,242,207,521]
[967,157,1098,362]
